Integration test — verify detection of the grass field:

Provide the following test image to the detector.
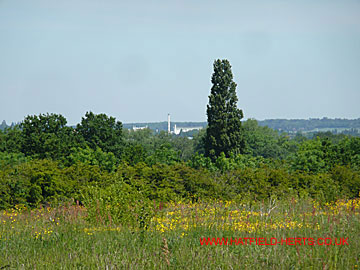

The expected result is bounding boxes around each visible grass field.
[1,197,359,269]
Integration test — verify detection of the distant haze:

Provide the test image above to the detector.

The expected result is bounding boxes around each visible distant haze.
[1,0,360,125]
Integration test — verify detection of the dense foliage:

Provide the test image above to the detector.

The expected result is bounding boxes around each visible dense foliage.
[205,59,245,160]
[1,108,360,228]
[1,112,360,215]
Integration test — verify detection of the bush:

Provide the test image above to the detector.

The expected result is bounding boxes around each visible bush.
[1,155,359,214]
[116,162,186,202]
[80,180,154,229]
[0,159,73,208]
[0,151,28,169]
[63,146,118,172]
[330,165,360,199]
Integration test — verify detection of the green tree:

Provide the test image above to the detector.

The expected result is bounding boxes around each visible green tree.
[145,143,181,166]
[171,136,194,161]
[193,128,206,155]
[289,138,328,173]
[20,113,79,159]
[0,152,28,169]
[122,143,147,166]
[3,126,23,153]
[204,59,244,160]
[1,126,23,153]
[0,129,4,151]
[64,146,118,172]
[76,112,123,158]
[242,119,294,159]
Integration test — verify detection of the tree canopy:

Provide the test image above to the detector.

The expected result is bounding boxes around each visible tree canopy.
[76,111,124,158]
[204,59,245,160]
[20,113,78,159]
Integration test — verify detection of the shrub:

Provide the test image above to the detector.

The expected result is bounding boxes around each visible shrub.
[0,159,73,208]
[0,151,28,169]
[80,180,154,229]
[64,146,118,172]
[330,165,360,199]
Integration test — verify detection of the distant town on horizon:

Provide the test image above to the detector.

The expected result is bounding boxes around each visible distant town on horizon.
[2,117,360,137]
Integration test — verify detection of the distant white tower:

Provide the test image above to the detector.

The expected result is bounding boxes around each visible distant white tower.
[167,113,171,133]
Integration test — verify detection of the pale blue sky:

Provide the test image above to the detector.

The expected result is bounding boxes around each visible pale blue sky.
[1,0,360,125]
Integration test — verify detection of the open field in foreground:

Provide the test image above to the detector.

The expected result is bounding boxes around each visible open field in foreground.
[1,197,360,269]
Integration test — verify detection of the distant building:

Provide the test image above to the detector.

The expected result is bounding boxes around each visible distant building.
[132,125,148,131]
[173,124,203,135]
[167,113,204,135]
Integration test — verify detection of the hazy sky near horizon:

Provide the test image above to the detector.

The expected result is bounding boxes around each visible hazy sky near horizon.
[1,0,360,125]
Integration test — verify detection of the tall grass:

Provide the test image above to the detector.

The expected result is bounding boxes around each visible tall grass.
[1,197,359,269]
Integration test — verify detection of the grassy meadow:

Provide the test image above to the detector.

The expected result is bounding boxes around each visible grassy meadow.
[1,197,359,269]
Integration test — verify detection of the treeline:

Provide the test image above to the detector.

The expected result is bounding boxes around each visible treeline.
[121,118,360,135]
[4,118,360,135]
[1,112,360,226]
[259,118,360,133]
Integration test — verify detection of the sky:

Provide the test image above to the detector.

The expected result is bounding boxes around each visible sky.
[1,0,360,125]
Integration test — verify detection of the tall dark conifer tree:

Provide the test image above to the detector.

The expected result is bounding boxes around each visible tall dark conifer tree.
[205,59,244,160]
